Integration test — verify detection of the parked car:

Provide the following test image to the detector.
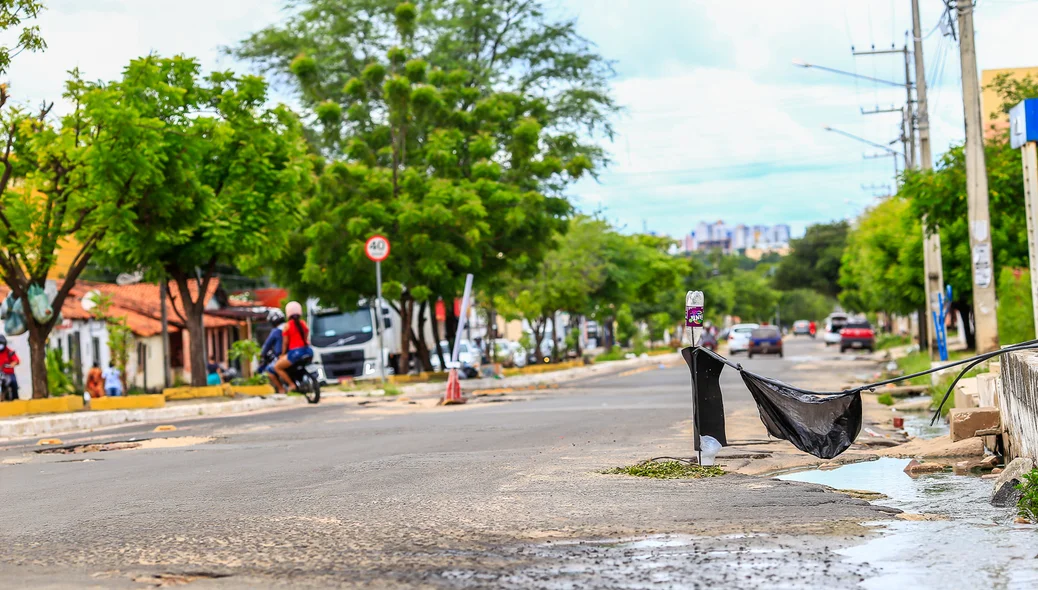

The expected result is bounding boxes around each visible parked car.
[429,339,481,371]
[748,326,783,358]
[823,313,849,346]
[840,321,875,352]
[491,339,527,368]
[727,323,760,355]
[792,320,811,336]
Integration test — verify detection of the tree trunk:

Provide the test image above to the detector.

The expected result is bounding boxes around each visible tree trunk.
[954,299,976,351]
[431,305,447,372]
[485,305,497,362]
[917,306,928,351]
[572,316,583,357]
[185,306,208,386]
[549,312,560,362]
[532,319,545,362]
[445,297,458,356]
[172,269,211,387]
[26,322,49,399]
[412,301,433,372]
[399,294,412,375]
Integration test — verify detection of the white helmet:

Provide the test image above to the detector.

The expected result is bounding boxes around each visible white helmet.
[267,308,285,326]
[285,301,303,318]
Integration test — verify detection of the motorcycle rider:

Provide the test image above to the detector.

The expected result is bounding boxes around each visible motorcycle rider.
[260,309,286,392]
[274,301,313,393]
[0,335,20,401]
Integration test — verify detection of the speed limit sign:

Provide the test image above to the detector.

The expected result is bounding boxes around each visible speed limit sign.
[365,235,390,262]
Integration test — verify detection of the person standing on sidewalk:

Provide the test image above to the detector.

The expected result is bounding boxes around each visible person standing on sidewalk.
[103,361,123,397]
[86,362,104,398]
[0,335,20,401]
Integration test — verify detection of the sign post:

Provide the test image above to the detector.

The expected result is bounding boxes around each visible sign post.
[1010,99,1038,334]
[365,235,391,383]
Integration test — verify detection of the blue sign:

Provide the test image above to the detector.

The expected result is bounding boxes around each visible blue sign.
[1009,98,1038,149]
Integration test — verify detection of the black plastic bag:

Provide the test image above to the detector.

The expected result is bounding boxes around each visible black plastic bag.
[739,372,861,459]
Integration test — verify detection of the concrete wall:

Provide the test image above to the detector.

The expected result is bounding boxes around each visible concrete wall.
[998,350,1038,461]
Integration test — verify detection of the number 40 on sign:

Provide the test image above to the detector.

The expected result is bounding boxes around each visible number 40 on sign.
[365,235,390,262]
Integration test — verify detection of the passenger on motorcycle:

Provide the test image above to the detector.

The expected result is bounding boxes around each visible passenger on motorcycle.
[260,309,286,391]
[0,335,20,401]
[273,301,313,393]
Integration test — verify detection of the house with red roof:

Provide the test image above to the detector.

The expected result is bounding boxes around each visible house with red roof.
[0,278,265,397]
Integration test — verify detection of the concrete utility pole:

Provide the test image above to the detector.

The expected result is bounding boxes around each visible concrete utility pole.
[956,0,1000,353]
[913,0,946,359]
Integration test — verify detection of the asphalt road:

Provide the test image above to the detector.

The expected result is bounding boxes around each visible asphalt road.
[0,338,893,589]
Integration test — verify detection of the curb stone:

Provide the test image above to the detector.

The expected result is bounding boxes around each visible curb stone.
[0,396,305,440]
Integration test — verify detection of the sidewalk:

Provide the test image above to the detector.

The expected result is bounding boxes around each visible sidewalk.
[0,352,679,441]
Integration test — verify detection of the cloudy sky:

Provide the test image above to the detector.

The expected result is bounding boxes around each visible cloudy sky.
[7,0,1038,239]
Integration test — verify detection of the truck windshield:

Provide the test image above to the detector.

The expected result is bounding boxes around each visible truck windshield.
[312,310,373,347]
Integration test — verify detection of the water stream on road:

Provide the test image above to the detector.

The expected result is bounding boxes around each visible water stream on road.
[779,458,1038,588]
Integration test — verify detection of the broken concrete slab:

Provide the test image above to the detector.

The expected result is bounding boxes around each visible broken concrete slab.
[904,459,947,476]
[953,377,979,410]
[949,407,1000,442]
[878,435,985,459]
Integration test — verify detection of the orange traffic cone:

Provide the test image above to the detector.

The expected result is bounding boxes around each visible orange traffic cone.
[440,368,466,405]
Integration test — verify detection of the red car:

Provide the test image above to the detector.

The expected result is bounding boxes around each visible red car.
[840,321,875,353]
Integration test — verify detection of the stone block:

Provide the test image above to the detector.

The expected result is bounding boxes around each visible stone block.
[949,407,1000,442]
[992,457,1035,507]
[977,374,999,408]
[953,377,980,410]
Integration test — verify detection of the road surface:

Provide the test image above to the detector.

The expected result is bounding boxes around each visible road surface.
[0,338,894,588]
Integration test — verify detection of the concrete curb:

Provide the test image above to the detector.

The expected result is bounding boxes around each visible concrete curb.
[398,352,681,399]
[0,395,305,440]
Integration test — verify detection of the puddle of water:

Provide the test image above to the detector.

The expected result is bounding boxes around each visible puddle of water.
[901,413,949,440]
[779,457,1038,588]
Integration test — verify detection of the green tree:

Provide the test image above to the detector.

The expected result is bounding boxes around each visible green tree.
[239,0,613,369]
[96,56,312,386]
[778,289,834,325]
[838,197,924,317]
[0,0,45,77]
[0,66,185,397]
[773,221,848,298]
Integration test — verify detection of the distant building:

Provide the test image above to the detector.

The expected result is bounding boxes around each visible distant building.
[683,220,792,255]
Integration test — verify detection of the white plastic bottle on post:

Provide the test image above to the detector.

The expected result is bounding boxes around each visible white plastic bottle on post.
[685,290,704,347]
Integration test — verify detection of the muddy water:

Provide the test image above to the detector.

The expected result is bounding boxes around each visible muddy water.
[780,458,1038,589]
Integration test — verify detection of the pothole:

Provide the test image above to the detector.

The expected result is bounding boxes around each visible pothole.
[36,436,214,454]
[133,572,231,587]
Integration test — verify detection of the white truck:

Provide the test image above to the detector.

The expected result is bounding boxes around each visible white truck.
[306,300,436,384]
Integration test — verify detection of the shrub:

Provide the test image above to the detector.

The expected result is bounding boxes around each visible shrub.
[1017,468,1038,523]
[877,393,895,406]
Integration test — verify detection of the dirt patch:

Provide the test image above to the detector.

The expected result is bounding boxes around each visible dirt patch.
[36,437,213,455]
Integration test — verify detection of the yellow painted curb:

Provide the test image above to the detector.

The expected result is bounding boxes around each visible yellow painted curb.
[162,385,230,401]
[154,425,177,432]
[0,396,83,417]
[229,384,276,396]
[90,394,166,411]
[37,438,62,445]
[0,400,29,418]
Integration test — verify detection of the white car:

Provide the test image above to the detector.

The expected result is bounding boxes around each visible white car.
[824,314,849,346]
[429,339,480,370]
[727,323,760,354]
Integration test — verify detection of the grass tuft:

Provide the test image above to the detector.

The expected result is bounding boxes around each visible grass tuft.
[602,460,725,479]
[877,393,895,406]
[382,384,403,396]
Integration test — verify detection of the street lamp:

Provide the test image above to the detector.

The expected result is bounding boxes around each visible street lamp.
[823,125,907,184]
[792,59,907,88]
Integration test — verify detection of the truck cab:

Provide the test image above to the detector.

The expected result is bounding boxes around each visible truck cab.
[308,303,395,383]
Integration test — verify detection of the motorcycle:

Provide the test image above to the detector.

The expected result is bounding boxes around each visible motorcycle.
[261,350,321,404]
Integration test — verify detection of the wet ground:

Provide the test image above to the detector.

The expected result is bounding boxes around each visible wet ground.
[1,339,1031,588]
[781,458,1038,589]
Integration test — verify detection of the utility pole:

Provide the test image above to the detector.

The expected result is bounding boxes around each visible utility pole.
[956,0,1000,352]
[913,0,946,359]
